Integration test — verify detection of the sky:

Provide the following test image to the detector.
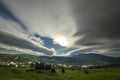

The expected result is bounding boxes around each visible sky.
[0,0,120,57]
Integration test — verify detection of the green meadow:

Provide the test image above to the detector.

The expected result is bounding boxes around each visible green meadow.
[0,68,120,80]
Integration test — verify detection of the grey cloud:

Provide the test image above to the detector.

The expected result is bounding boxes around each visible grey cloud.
[0,46,46,56]
[2,0,76,40]
[72,0,120,43]
[0,1,28,31]
[69,0,120,56]
[0,47,25,55]
[1,0,120,57]
[0,31,54,55]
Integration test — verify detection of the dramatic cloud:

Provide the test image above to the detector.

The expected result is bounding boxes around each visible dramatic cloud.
[2,0,77,44]
[0,44,45,56]
[69,0,120,56]
[0,0,120,57]
[0,31,55,55]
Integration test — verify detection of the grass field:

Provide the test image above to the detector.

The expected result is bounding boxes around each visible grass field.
[0,68,120,80]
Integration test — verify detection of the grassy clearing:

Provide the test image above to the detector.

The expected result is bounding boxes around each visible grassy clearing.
[0,68,120,80]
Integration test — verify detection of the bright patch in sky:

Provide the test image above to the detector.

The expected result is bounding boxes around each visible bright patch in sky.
[54,36,68,47]
[0,0,120,57]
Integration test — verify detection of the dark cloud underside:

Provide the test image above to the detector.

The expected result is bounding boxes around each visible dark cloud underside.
[0,0,120,57]
[68,0,120,56]
[72,0,120,45]
[0,31,53,55]
[0,1,28,31]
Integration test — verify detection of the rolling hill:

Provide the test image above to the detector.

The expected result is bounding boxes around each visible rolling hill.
[0,53,119,65]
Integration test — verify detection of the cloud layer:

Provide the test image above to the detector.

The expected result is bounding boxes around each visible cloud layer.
[70,0,120,57]
[0,0,120,57]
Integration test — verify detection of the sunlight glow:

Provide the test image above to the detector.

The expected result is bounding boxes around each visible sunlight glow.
[54,36,68,47]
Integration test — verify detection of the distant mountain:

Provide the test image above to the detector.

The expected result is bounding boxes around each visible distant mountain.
[70,53,116,61]
[0,53,120,65]
[38,53,120,65]
[69,53,120,65]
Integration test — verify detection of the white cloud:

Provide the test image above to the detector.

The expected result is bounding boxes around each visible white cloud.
[1,0,120,57]
[30,36,44,45]
[0,16,27,38]
[0,17,55,55]
[3,0,77,47]
[0,43,55,56]
[66,46,93,56]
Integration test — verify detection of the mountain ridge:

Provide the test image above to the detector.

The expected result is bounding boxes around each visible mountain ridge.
[0,53,120,65]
